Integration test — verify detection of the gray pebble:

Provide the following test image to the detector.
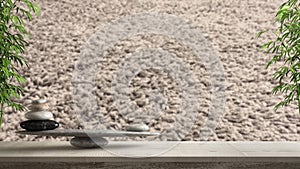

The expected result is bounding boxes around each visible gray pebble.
[70,137,108,148]
[32,99,47,104]
[25,111,53,120]
[125,124,149,132]
[29,103,49,111]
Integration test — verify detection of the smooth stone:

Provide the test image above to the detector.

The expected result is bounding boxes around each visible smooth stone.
[29,103,49,111]
[16,129,160,137]
[125,124,150,132]
[25,111,53,120]
[32,99,47,104]
[70,137,108,148]
[20,120,59,131]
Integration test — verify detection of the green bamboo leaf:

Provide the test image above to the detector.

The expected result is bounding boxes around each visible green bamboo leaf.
[0,0,40,128]
[32,3,41,15]
[12,16,19,25]
[26,11,33,21]
[257,30,268,38]
[260,0,300,113]
[261,41,273,50]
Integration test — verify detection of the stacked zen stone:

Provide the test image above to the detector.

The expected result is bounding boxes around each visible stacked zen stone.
[20,99,59,131]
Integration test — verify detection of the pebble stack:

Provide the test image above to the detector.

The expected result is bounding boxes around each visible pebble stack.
[20,99,59,131]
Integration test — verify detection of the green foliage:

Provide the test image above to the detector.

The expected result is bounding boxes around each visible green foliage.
[0,0,40,127]
[259,0,300,112]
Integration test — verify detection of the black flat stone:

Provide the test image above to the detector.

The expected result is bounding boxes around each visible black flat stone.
[20,120,59,131]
